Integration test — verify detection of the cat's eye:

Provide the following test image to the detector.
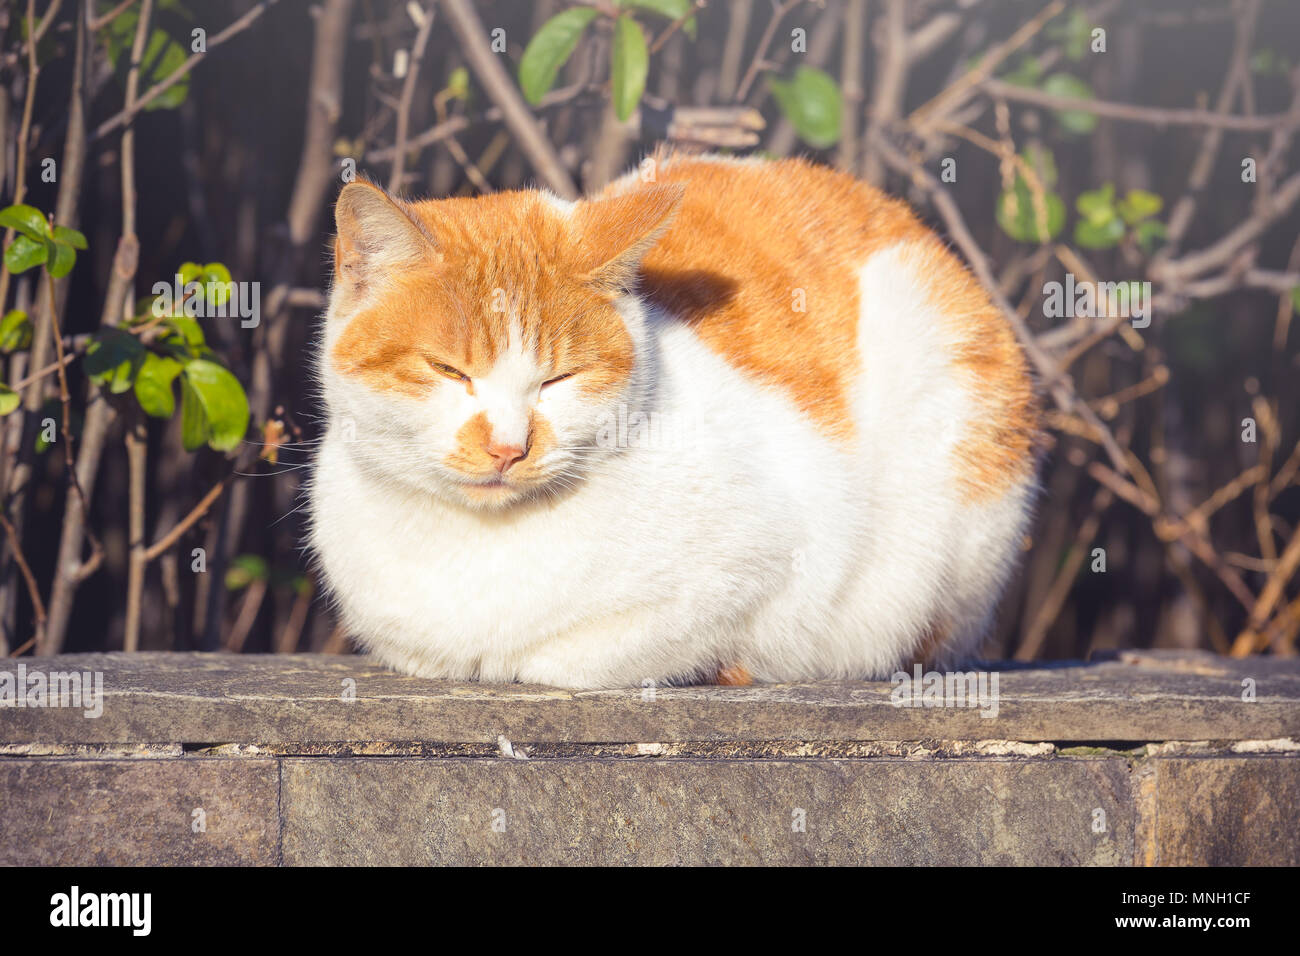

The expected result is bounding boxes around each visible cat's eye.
[541,372,574,390]
[429,360,468,383]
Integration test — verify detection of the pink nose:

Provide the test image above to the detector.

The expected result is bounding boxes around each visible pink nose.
[485,441,527,473]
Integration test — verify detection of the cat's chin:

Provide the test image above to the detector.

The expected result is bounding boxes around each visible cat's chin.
[448,477,533,509]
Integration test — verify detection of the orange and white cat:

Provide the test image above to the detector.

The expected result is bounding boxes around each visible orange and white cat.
[308,154,1039,689]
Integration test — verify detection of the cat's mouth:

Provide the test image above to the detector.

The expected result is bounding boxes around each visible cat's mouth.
[453,474,529,505]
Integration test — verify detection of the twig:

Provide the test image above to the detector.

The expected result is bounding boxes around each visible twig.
[862,0,907,184]
[0,510,45,648]
[983,78,1294,133]
[733,0,802,104]
[909,0,1065,134]
[89,0,134,31]
[224,577,267,653]
[1015,485,1113,660]
[32,0,63,42]
[1152,172,1300,286]
[1273,235,1300,350]
[91,0,279,141]
[836,0,866,173]
[41,0,137,654]
[143,479,228,562]
[1086,461,1257,611]
[1270,436,1300,501]
[387,2,436,193]
[123,413,147,652]
[42,272,102,570]
[717,0,753,100]
[1158,0,1258,256]
[118,0,156,655]
[1233,526,1300,656]
[648,0,705,55]
[438,0,579,198]
[365,80,593,163]
[0,0,42,363]
[1185,464,1268,532]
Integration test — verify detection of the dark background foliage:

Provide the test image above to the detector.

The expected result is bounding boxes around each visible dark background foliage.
[2,0,1299,665]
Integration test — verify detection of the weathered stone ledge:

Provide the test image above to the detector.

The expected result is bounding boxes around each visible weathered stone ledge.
[1,650,1297,865]
[2,649,1298,744]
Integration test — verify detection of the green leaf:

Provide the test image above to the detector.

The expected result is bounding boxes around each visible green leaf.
[202,262,233,307]
[1020,145,1058,188]
[1075,183,1116,225]
[445,66,470,101]
[47,239,76,278]
[1290,287,1300,315]
[133,353,183,418]
[105,13,191,112]
[0,204,49,240]
[1042,73,1098,134]
[141,29,190,110]
[0,385,19,416]
[1074,216,1125,249]
[178,261,204,286]
[0,310,32,352]
[1250,48,1290,76]
[1001,56,1043,88]
[518,7,599,105]
[202,262,232,284]
[1134,219,1168,254]
[4,234,48,273]
[611,16,649,122]
[1048,9,1092,61]
[84,329,147,393]
[769,66,842,149]
[52,225,87,249]
[1116,188,1163,225]
[180,359,249,452]
[224,554,269,591]
[180,375,206,452]
[170,316,206,346]
[996,175,1065,243]
[619,0,698,39]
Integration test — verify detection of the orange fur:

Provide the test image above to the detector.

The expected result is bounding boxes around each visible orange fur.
[445,408,558,491]
[713,663,753,686]
[330,157,1037,501]
[602,154,1037,499]
[913,235,1039,501]
[332,190,643,398]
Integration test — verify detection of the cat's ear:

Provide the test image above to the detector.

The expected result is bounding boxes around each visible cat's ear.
[333,180,436,290]
[573,184,685,296]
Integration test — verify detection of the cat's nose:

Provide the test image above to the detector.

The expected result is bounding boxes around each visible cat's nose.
[485,440,528,473]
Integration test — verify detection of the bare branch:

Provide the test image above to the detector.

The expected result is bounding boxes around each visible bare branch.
[438,0,579,199]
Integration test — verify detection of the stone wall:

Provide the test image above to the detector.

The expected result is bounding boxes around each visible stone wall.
[1,650,1297,865]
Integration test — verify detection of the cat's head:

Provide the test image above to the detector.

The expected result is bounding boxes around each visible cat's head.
[320,178,683,510]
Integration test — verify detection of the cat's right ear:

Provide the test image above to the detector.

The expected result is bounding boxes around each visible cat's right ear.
[333,181,436,292]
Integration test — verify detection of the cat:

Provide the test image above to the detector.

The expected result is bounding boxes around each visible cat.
[308,152,1039,690]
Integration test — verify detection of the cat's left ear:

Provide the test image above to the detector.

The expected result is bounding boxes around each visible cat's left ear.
[573,184,685,296]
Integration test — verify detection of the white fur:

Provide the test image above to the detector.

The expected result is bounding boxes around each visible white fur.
[309,236,1035,688]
